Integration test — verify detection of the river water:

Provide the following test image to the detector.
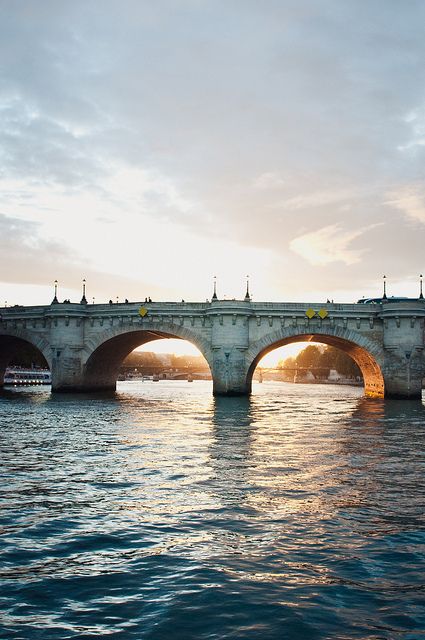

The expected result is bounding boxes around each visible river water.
[0,381,424,639]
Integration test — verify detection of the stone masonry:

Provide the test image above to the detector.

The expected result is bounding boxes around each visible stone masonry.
[1,299,424,398]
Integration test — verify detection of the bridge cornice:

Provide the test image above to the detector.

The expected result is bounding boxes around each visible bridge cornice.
[0,300,384,317]
[1,300,425,324]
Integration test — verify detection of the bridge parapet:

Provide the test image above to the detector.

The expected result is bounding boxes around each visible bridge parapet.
[3,299,425,319]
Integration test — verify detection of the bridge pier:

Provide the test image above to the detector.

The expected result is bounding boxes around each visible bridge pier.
[383,351,424,399]
[211,348,251,396]
[51,351,120,393]
[382,306,425,399]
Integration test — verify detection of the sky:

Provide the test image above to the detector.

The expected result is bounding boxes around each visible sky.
[1,0,425,315]
[137,337,310,368]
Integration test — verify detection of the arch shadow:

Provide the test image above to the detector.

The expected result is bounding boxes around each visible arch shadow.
[0,334,50,385]
[81,328,212,392]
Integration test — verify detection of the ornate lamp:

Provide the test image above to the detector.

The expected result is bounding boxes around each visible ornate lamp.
[244,275,251,301]
[212,275,217,300]
[81,278,87,304]
[52,279,59,304]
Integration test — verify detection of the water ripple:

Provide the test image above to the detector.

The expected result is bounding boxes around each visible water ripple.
[0,381,424,639]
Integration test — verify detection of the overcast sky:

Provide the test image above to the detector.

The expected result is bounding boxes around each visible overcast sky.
[1,0,425,306]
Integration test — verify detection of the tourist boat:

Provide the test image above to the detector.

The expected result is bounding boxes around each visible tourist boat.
[3,367,51,386]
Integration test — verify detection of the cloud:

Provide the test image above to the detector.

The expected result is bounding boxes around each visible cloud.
[0,212,166,301]
[386,186,425,224]
[275,189,355,211]
[1,1,425,301]
[289,223,380,266]
[253,172,285,190]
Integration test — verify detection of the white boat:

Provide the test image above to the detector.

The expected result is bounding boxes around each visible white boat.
[3,367,51,386]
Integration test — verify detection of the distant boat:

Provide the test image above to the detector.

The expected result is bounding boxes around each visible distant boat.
[3,367,51,386]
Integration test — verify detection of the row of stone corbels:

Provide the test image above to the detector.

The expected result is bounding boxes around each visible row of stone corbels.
[0,310,384,331]
[3,310,424,335]
[3,302,424,332]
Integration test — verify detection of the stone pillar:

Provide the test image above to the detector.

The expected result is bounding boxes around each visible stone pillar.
[48,308,88,392]
[383,348,424,398]
[51,347,87,392]
[382,303,425,399]
[211,347,250,396]
[210,308,250,396]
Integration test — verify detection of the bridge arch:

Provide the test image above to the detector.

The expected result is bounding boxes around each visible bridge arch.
[246,326,385,398]
[76,323,213,392]
[0,329,51,384]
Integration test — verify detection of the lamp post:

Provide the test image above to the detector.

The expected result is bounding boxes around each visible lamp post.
[212,275,217,301]
[81,278,87,304]
[52,279,59,304]
[92,296,95,305]
[420,274,423,300]
[244,274,251,301]
[382,275,387,300]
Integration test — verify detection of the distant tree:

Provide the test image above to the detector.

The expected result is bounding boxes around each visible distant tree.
[332,349,361,378]
[278,356,296,380]
[295,345,322,370]
[278,356,296,370]
[278,345,361,381]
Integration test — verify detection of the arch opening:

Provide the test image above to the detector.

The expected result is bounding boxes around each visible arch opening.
[121,338,211,381]
[0,335,50,387]
[83,330,212,391]
[248,334,384,398]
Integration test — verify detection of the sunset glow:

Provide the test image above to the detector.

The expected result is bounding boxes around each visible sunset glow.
[1,3,425,305]
[136,338,310,368]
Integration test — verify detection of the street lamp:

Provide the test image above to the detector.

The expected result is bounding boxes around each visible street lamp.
[81,278,87,304]
[212,275,217,300]
[382,275,387,300]
[52,279,59,304]
[420,274,423,299]
[244,274,251,301]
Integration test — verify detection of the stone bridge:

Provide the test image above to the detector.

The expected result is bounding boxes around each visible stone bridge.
[1,298,425,398]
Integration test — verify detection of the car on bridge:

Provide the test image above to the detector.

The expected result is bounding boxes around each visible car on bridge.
[356,296,416,304]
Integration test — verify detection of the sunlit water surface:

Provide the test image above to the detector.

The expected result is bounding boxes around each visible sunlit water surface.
[0,381,424,639]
